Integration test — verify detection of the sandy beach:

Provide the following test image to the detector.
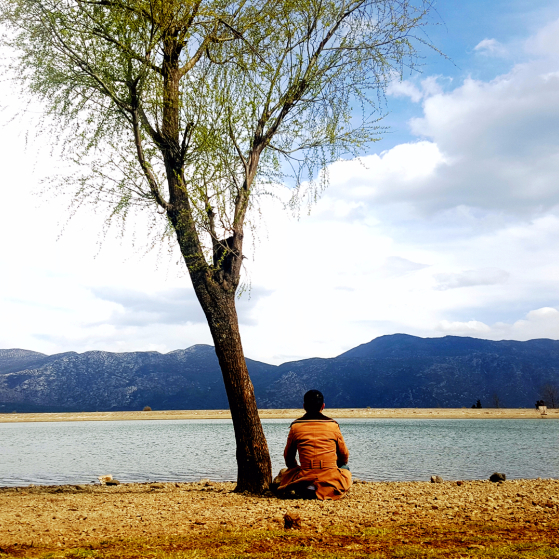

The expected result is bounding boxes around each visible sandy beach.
[0,407,556,423]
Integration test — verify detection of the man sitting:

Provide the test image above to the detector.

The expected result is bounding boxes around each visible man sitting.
[277,390,352,500]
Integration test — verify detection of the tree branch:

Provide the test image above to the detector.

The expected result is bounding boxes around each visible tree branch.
[131,111,171,211]
[75,0,152,20]
[89,27,163,75]
[129,80,170,211]
[179,35,212,77]
[227,110,248,175]
[261,0,368,148]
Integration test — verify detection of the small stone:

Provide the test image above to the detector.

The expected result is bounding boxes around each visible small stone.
[150,483,165,489]
[273,468,287,485]
[431,476,444,483]
[489,473,506,483]
[105,479,120,486]
[284,512,302,529]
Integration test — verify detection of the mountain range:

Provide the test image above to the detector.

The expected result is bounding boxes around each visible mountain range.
[1,334,558,412]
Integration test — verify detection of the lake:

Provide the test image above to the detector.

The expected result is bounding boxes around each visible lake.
[1,418,558,487]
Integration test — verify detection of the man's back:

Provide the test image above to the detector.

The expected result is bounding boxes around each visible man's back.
[279,410,352,500]
[285,416,349,470]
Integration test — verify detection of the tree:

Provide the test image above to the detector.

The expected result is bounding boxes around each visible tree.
[492,393,501,409]
[0,0,434,493]
[541,383,559,409]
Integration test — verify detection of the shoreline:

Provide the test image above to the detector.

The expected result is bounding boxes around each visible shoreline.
[0,407,556,423]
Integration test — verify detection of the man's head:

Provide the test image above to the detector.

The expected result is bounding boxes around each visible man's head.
[303,389,324,413]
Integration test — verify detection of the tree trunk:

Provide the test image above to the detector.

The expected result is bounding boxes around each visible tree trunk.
[160,31,271,490]
[191,273,272,493]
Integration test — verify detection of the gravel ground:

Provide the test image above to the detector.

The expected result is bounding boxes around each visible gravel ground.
[1,478,558,549]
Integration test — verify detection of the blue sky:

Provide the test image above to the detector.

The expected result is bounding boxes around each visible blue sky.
[383,0,559,147]
[1,0,559,364]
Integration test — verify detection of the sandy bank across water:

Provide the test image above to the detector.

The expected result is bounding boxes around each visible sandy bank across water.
[1,407,557,423]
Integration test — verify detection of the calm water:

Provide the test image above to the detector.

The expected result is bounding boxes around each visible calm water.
[0,418,558,487]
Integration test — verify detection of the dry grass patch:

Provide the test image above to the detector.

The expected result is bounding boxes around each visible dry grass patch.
[3,523,558,559]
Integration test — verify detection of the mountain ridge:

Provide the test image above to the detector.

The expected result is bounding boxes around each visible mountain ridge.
[1,335,558,412]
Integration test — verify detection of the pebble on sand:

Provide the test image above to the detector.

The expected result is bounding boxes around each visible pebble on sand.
[489,472,506,482]
[284,512,302,529]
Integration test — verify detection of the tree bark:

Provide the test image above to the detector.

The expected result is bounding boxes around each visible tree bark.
[191,273,273,493]
[168,199,272,493]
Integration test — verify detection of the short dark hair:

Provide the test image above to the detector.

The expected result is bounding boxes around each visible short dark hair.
[303,390,324,413]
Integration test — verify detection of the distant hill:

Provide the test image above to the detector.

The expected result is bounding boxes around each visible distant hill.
[0,349,53,375]
[1,335,558,412]
[0,345,279,412]
[261,334,559,409]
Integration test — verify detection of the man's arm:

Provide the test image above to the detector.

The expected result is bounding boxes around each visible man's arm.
[284,427,298,468]
[336,427,350,466]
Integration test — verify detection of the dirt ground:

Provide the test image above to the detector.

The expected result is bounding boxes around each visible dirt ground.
[0,407,556,423]
[1,478,558,558]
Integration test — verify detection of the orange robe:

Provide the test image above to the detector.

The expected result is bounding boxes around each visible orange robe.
[278,416,352,500]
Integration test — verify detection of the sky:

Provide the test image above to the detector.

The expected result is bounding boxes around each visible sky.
[1,0,559,365]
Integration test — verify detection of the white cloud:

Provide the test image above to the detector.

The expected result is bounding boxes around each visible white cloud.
[90,287,207,326]
[409,66,559,213]
[90,286,272,327]
[385,65,559,216]
[420,76,444,97]
[506,307,559,338]
[434,268,510,291]
[317,40,559,219]
[383,256,429,276]
[387,80,423,102]
[319,141,447,209]
[474,38,507,57]
[526,19,559,56]
[438,320,492,335]
[437,307,559,341]
[387,76,444,103]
